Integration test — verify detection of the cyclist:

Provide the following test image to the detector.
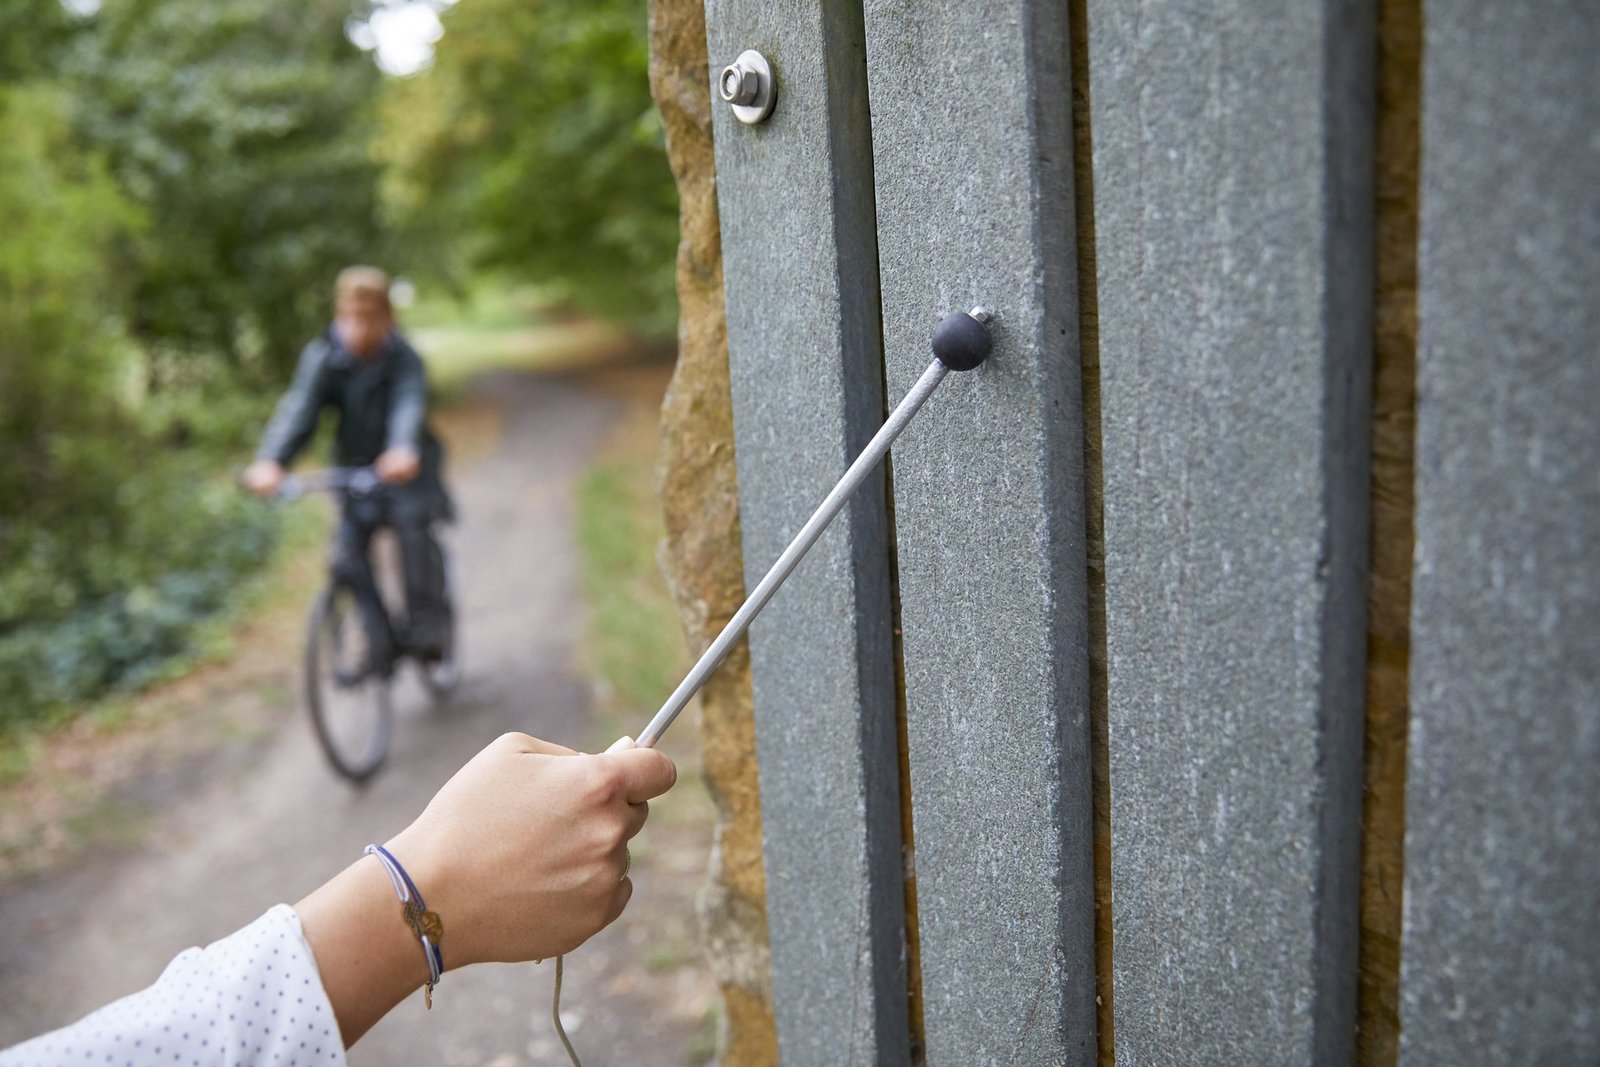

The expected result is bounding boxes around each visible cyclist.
[243,266,453,669]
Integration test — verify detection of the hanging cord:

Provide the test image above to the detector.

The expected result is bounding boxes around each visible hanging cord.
[541,755,631,1066]
[540,955,582,1067]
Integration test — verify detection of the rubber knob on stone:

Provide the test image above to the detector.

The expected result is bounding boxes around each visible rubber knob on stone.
[931,310,993,371]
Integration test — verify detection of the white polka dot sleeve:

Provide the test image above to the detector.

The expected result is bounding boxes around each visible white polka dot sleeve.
[0,904,345,1067]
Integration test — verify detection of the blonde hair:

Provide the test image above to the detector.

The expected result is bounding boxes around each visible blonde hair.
[334,265,392,310]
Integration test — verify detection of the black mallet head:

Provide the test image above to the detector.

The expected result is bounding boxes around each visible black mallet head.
[931,306,994,371]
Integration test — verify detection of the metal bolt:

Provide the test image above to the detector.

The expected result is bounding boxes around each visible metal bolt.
[719,64,760,106]
[718,49,776,125]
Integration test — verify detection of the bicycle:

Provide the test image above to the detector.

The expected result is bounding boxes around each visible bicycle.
[275,466,461,782]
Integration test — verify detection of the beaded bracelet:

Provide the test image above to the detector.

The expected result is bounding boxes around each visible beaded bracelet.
[364,844,445,1008]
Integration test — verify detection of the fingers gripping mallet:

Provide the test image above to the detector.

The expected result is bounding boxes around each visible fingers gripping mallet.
[634,306,994,749]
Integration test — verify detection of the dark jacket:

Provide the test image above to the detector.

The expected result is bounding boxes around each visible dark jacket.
[256,326,452,519]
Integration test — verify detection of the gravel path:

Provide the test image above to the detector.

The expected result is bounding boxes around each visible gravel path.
[0,367,717,1065]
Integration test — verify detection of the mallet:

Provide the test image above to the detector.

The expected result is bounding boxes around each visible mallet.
[635,306,994,748]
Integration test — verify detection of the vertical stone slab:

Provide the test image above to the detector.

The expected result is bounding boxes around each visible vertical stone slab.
[1400,5,1600,1061]
[705,2,908,1062]
[1089,2,1374,1062]
[863,3,1096,1064]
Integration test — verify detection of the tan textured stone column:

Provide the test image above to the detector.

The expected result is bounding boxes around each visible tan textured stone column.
[647,2,776,1062]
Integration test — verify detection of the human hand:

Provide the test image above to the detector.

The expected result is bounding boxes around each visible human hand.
[242,459,284,498]
[385,732,677,967]
[376,446,420,484]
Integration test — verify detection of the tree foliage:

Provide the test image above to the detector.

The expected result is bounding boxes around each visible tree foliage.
[381,0,680,335]
[0,82,283,723]
[0,0,685,726]
[73,0,389,379]
[0,0,85,84]
[0,84,138,546]
[0,0,397,725]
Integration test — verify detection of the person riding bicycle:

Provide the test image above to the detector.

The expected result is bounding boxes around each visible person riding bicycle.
[243,266,453,668]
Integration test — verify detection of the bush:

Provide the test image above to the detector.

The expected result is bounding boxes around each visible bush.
[0,477,278,725]
[0,84,283,730]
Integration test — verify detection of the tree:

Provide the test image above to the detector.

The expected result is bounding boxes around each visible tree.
[0,82,155,650]
[73,0,389,380]
[380,0,680,335]
[0,0,85,84]
[0,85,138,533]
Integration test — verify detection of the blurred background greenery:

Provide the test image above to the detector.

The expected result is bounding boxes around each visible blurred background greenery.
[0,0,677,730]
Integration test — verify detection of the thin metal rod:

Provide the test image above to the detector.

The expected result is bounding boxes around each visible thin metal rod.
[636,357,951,748]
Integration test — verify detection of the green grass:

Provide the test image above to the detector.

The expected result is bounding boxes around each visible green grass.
[404,279,636,398]
[646,940,693,973]
[0,735,40,784]
[406,278,554,332]
[684,1005,721,1066]
[574,452,684,723]
[61,794,152,852]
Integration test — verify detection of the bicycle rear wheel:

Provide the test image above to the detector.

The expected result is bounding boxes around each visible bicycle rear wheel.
[305,584,393,783]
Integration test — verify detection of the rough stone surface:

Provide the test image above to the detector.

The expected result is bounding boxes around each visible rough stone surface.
[862,3,1096,1064]
[705,2,911,1063]
[1400,4,1600,1061]
[648,1,777,1062]
[1088,2,1374,1062]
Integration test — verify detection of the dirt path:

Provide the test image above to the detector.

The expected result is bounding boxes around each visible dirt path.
[0,366,717,1065]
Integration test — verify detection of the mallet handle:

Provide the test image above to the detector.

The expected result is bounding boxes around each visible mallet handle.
[636,357,950,748]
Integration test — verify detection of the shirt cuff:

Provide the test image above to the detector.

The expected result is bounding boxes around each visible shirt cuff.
[0,905,345,1067]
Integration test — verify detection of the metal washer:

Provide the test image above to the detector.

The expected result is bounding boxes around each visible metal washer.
[720,49,776,125]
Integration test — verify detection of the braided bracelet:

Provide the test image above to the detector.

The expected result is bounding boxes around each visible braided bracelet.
[364,844,445,1008]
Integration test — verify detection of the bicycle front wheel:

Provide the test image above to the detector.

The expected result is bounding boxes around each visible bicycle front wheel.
[305,584,392,783]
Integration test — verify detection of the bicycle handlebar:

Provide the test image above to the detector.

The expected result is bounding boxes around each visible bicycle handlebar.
[272,466,383,501]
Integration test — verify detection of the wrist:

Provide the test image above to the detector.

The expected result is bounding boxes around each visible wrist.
[384,827,475,969]
[363,844,445,1006]
[293,856,432,1043]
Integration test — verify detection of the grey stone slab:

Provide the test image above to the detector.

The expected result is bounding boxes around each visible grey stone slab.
[1400,5,1600,1062]
[1088,1,1374,1062]
[705,2,909,1063]
[862,3,1096,1064]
